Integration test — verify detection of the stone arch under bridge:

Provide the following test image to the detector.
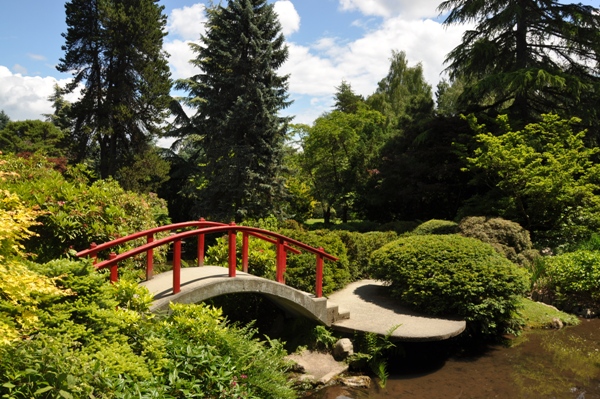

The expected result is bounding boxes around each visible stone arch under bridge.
[141,266,349,326]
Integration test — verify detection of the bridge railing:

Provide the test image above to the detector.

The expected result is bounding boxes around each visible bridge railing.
[76,221,338,298]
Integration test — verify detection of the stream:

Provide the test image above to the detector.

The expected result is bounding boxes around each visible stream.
[304,318,600,399]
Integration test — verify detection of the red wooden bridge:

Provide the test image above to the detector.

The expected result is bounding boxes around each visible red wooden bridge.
[77,220,467,338]
[76,219,338,298]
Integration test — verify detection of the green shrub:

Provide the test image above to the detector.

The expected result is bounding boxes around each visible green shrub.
[543,250,600,306]
[564,232,600,253]
[206,226,350,295]
[0,258,296,398]
[377,220,418,234]
[458,216,537,265]
[279,228,351,295]
[157,303,296,399]
[305,220,381,233]
[334,230,398,278]
[0,153,170,265]
[0,259,157,398]
[371,234,529,336]
[412,219,458,235]
[206,232,278,280]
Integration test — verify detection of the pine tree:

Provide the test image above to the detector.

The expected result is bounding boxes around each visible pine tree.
[58,0,172,178]
[439,0,600,132]
[334,80,364,114]
[177,0,291,222]
[0,110,9,131]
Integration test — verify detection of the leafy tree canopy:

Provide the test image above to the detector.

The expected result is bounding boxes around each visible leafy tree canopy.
[463,113,600,245]
[367,50,434,130]
[302,106,387,223]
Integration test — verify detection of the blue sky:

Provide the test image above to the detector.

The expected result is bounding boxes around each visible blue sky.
[0,0,596,130]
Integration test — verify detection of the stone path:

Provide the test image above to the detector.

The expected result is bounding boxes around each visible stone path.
[329,280,466,341]
[140,267,466,341]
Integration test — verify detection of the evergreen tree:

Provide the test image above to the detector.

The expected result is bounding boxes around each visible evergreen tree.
[176,0,291,222]
[57,0,172,178]
[45,85,79,160]
[0,120,66,157]
[0,110,9,131]
[439,0,600,133]
[334,80,364,114]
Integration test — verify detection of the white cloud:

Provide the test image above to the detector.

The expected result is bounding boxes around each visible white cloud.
[282,16,467,106]
[167,3,207,41]
[273,1,301,37]
[165,4,209,81]
[338,0,442,19]
[0,66,78,121]
[164,39,198,81]
[12,64,27,75]
[28,53,47,61]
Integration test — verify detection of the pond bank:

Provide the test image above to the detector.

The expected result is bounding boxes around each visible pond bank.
[303,318,600,399]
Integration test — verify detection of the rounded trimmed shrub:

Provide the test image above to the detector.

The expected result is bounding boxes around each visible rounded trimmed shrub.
[412,219,458,235]
[371,234,529,336]
[458,216,536,265]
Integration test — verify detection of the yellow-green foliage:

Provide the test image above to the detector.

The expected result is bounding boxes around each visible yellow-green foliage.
[543,250,600,305]
[0,260,68,344]
[0,190,41,259]
[464,114,600,244]
[1,258,296,398]
[0,191,67,344]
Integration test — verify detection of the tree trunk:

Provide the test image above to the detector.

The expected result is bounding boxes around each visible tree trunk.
[341,205,349,223]
[323,205,332,225]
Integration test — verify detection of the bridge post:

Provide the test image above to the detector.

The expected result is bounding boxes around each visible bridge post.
[198,218,206,266]
[198,233,205,266]
[316,249,324,298]
[276,237,286,283]
[146,234,154,280]
[242,232,249,273]
[109,252,118,283]
[228,223,237,277]
[173,239,182,294]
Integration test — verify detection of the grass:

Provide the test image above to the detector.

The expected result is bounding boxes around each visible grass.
[518,297,580,329]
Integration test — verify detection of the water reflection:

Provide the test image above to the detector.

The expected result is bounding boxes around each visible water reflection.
[305,319,600,399]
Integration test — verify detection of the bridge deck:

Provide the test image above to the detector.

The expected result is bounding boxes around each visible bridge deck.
[329,280,466,341]
[140,266,466,341]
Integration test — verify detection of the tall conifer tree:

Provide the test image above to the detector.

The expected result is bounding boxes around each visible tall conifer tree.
[177,0,291,221]
[439,0,600,132]
[58,0,172,178]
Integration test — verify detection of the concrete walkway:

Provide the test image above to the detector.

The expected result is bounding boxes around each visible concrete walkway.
[139,266,466,341]
[329,280,466,341]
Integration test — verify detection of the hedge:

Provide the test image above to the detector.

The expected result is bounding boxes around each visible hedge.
[371,234,529,336]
